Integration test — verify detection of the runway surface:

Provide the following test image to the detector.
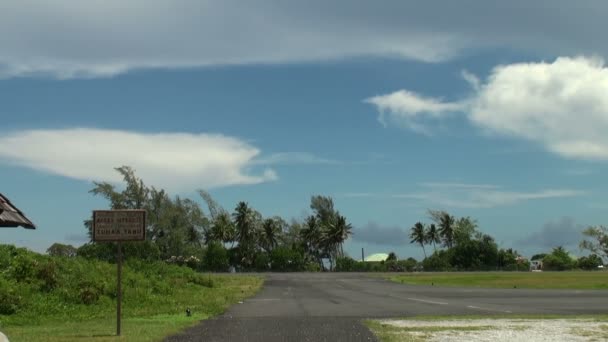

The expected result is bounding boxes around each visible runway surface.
[166,272,608,341]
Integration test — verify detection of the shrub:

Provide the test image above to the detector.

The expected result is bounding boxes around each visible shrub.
[36,260,58,292]
[270,247,305,272]
[422,250,452,271]
[335,256,357,272]
[0,278,21,315]
[203,242,229,272]
[543,247,576,271]
[254,252,270,271]
[577,254,603,270]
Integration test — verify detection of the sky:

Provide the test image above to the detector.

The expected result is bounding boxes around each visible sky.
[2,0,608,259]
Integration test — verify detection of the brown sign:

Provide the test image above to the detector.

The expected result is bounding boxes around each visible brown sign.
[92,210,146,242]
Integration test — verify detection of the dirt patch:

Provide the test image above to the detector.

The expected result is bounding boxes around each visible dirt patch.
[375,319,608,342]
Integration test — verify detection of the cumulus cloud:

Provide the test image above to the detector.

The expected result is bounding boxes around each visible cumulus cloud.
[353,222,408,246]
[0,128,277,191]
[469,57,608,160]
[344,182,584,209]
[2,1,608,78]
[368,56,608,161]
[517,217,584,248]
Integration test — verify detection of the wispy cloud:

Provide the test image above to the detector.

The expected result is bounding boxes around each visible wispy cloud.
[342,183,585,209]
[418,182,500,190]
[253,152,340,165]
[364,90,465,134]
[0,128,277,191]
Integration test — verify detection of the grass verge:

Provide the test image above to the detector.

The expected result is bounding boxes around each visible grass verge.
[388,271,608,289]
[0,245,263,341]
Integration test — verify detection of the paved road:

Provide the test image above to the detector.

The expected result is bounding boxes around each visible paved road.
[166,273,608,341]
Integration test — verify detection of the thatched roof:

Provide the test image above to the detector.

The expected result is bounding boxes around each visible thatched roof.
[0,193,35,229]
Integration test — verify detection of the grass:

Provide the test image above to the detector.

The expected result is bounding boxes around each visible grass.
[2,314,206,342]
[0,245,263,341]
[388,271,608,289]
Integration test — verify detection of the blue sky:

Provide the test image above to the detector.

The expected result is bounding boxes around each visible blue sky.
[2,1,608,259]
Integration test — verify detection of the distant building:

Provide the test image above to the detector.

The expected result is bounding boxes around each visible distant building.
[0,193,36,229]
[530,259,543,271]
[364,253,389,262]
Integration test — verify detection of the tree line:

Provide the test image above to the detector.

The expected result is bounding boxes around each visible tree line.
[408,210,606,271]
[67,166,353,272]
[46,166,608,272]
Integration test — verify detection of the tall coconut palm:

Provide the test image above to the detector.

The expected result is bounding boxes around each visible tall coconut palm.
[438,213,455,248]
[323,214,352,258]
[425,223,440,252]
[209,211,235,245]
[261,218,280,252]
[301,215,322,264]
[410,222,427,258]
[233,202,254,244]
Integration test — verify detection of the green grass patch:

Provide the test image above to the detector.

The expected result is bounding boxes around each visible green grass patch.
[388,271,608,289]
[0,244,263,341]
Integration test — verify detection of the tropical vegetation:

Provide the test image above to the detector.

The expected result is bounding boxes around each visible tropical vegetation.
[76,166,353,272]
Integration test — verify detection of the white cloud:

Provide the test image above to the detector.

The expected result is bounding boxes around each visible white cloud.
[0,128,277,191]
[364,90,464,133]
[469,57,608,160]
[368,56,608,160]
[2,1,608,78]
[342,183,585,209]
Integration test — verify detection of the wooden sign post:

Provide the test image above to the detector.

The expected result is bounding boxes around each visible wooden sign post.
[92,209,146,336]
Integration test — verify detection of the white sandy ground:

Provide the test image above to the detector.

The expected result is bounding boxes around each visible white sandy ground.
[377,319,608,342]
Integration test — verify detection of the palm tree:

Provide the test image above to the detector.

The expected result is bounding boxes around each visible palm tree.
[425,223,440,252]
[261,218,280,252]
[438,213,455,248]
[233,202,254,244]
[301,215,323,267]
[410,222,427,258]
[209,211,235,245]
[324,214,352,258]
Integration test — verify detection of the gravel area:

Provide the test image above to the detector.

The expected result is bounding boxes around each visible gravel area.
[378,319,608,342]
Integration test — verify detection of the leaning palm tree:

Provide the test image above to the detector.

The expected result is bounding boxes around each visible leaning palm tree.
[438,213,455,248]
[324,214,352,258]
[410,222,427,258]
[425,223,440,252]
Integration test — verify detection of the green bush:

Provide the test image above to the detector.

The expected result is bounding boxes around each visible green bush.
[36,260,59,292]
[270,247,305,272]
[577,254,603,270]
[305,262,321,272]
[203,242,229,272]
[422,250,452,271]
[543,247,576,271]
[254,252,270,271]
[0,278,21,315]
[335,256,357,272]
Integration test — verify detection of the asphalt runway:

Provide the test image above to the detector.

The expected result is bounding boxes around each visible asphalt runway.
[165,272,608,341]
